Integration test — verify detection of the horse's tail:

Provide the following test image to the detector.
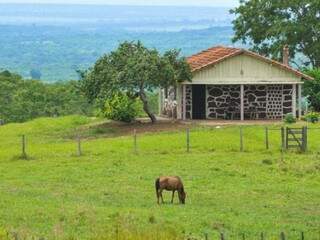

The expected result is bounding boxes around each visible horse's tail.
[155,178,160,193]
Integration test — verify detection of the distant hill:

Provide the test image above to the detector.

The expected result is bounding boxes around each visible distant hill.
[0,4,236,81]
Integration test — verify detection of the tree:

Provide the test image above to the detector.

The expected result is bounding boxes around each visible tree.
[80,41,192,123]
[0,70,93,123]
[231,0,320,67]
[30,68,42,80]
[303,68,320,111]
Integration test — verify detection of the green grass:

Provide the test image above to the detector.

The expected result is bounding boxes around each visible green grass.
[0,116,320,239]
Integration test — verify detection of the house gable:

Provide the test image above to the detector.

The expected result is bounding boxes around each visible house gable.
[189,53,304,85]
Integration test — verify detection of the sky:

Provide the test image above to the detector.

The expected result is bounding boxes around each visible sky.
[0,0,239,7]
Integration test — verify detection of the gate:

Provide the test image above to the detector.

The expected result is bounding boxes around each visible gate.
[285,127,308,152]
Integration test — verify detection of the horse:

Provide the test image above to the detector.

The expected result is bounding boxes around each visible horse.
[155,176,186,204]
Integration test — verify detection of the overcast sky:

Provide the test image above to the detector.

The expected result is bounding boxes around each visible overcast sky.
[0,0,239,7]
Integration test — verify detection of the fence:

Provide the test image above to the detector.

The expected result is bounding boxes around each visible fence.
[198,231,317,240]
[15,125,320,159]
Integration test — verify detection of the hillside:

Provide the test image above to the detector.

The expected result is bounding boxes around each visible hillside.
[0,116,320,239]
[0,4,235,81]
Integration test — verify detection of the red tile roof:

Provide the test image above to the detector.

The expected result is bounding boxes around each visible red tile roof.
[187,46,313,80]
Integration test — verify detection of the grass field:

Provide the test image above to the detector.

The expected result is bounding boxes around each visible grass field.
[0,116,320,239]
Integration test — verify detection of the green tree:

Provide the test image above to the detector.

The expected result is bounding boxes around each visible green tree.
[0,70,93,123]
[303,68,320,111]
[80,41,192,123]
[231,0,320,67]
[30,69,42,80]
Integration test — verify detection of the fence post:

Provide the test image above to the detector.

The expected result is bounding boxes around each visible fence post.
[302,126,308,152]
[265,127,269,150]
[220,233,225,240]
[22,135,27,159]
[280,232,285,240]
[204,233,208,240]
[133,129,137,153]
[77,135,82,156]
[240,127,243,152]
[241,233,245,240]
[186,128,190,153]
[285,127,289,149]
[281,127,285,150]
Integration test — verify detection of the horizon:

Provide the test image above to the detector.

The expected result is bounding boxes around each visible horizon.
[0,0,239,7]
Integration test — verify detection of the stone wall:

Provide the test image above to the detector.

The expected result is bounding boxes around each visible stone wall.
[207,85,241,119]
[206,84,294,120]
[185,85,192,119]
[282,85,293,115]
[244,85,267,119]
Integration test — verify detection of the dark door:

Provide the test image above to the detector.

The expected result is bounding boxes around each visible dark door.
[192,85,206,119]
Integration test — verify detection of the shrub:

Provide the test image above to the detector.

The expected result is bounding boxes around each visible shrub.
[103,93,140,123]
[284,113,296,124]
[303,112,320,123]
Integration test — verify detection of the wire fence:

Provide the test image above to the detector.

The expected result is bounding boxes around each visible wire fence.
[12,125,320,160]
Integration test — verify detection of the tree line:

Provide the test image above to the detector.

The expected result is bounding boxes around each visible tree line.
[0,70,92,123]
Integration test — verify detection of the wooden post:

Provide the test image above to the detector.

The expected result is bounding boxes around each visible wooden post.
[204,233,208,240]
[158,88,162,116]
[265,127,269,150]
[240,84,244,121]
[240,127,244,152]
[220,233,225,240]
[292,84,297,118]
[302,126,308,152]
[281,127,285,150]
[298,84,302,120]
[301,232,304,240]
[285,127,289,150]
[281,127,285,162]
[186,128,190,153]
[280,232,286,240]
[183,85,187,120]
[77,136,82,156]
[133,129,137,153]
[242,233,245,240]
[22,135,27,159]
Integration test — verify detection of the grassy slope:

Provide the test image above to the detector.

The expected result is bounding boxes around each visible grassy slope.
[0,116,320,239]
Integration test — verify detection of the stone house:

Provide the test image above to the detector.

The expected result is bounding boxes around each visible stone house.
[159,45,313,120]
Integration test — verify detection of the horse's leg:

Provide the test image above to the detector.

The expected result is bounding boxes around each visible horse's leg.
[156,190,160,204]
[171,190,175,204]
[160,190,164,203]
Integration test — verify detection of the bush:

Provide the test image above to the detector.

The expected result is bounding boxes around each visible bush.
[303,112,320,123]
[284,113,296,124]
[103,93,140,123]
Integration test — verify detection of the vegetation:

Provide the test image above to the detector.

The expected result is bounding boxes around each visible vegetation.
[231,1,320,67]
[0,23,233,82]
[303,112,320,123]
[0,116,320,239]
[80,41,191,123]
[284,113,296,124]
[303,68,320,111]
[102,93,141,123]
[0,71,92,123]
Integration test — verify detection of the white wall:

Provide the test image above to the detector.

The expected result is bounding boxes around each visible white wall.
[186,54,302,85]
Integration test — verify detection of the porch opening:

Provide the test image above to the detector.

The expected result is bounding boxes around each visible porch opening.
[192,85,206,119]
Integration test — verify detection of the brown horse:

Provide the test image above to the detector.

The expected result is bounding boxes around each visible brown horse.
[155,176,186,204]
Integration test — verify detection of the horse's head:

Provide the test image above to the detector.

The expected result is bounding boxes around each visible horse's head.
[180,191,186,204]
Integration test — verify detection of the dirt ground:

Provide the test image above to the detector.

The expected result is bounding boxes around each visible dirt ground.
[81,116,285,138]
